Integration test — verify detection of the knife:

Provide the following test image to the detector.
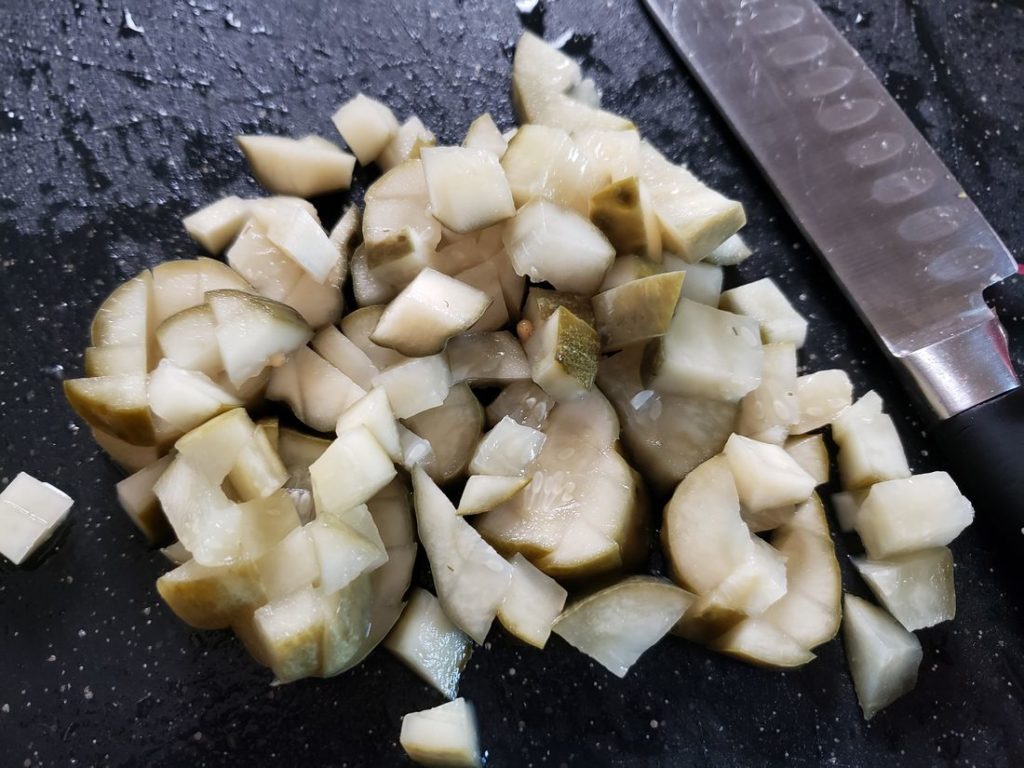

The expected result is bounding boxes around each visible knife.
[641,0,1024,552]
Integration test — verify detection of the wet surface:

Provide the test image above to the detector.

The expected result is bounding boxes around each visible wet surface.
[1,0,1024,765]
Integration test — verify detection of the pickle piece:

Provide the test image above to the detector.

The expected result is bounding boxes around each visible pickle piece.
[404,383,485,484]
[83,344,148,377]
[206,289,312,388]
[156,304,223,377]
[552,577,692,678]
[65,374,154,446]
[522,286,596,329]
[525,306,600,402]
[592,272,684,352]
[588,176,662,261]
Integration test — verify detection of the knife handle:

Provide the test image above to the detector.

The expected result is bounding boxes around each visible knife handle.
[933,387,1024,559]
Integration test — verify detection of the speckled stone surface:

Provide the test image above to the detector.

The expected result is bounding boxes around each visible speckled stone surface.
[2,1,1024,766]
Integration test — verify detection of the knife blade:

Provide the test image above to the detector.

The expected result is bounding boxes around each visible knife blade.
[642,0,1024,554]
[641,0,1018,419]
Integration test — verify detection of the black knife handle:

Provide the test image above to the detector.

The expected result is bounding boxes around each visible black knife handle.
[932,387,1024,562]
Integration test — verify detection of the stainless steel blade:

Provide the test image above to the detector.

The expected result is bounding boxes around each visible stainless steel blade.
[642,0,1019,418]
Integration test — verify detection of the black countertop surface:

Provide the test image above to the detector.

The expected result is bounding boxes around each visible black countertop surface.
[2,1,1024,765]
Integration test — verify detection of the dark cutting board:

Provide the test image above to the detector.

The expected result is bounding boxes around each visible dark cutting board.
[2,1,1024,765]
